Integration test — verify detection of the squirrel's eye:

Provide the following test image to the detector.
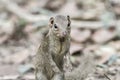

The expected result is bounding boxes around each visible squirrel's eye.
[67,23,70,27]
[54,24,58,28]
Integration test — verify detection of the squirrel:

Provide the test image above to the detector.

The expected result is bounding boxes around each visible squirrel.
[34,15,95,80]
[34,15,71,80]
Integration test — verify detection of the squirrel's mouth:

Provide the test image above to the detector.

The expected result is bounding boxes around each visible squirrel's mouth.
[59,37,65,42]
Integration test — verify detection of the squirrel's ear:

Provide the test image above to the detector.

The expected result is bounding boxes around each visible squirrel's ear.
[49,17,54,24]
[49,17,54,28]
[67,15,71,26]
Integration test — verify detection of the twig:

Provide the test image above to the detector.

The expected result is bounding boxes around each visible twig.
[72,20,120,29]
[104,74,112,80]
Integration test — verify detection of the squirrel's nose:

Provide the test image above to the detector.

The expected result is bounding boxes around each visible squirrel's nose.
[62,31,67,37]
[57,31,67,37]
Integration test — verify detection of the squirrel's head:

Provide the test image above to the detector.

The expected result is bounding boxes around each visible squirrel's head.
[49,15,71,38]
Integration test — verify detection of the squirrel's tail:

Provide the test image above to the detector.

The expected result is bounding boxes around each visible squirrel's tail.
[65,53,95,80]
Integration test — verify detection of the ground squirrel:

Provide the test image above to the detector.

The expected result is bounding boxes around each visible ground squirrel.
[34,15,71,80]
[34,15,95,80]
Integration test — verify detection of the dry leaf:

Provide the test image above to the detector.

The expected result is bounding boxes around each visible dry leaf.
[92,29,116,44]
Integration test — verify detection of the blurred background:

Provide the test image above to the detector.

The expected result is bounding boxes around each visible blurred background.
[0,0,120,80]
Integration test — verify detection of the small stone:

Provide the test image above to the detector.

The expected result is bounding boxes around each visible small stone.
[92,29,116,44]
[94,46,116,64]
[18,64,33,74]
[71,28,91,43]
